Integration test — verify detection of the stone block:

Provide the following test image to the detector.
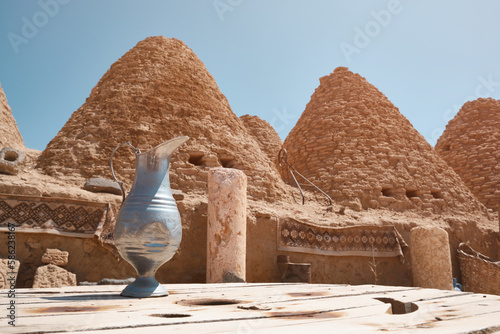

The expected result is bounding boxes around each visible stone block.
[171,189,184,201]
[32,264,77,288]
[0,147,26,175]
[41,248,69,266]
[83,177,122,195]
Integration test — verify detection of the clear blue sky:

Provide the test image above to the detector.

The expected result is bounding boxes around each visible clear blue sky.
[1,0,499,151]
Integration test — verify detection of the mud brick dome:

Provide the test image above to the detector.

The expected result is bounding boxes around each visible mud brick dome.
[435,98,500,211]
[37,36,286,201]
[280,67,485,213]
[240,114,282,166]
[0,81,24,150]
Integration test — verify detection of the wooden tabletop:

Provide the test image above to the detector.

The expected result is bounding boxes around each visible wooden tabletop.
[2,283,500,333]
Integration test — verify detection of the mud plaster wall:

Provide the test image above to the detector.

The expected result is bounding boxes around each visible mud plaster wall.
[281,67,487,215]
[245,214,411,286]
[436,98,500,211]
[2,192,499,288]
[246,212,500,286]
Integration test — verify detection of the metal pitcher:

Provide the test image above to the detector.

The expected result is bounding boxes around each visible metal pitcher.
[110,136,189,297]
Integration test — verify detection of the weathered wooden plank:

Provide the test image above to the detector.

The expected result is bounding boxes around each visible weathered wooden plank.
[1,284,499,333]
[10,285,403,332]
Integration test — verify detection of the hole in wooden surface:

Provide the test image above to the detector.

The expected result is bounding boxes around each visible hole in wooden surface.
[177,298,243,306]
[375,297,419,314]
[150,313,191,318]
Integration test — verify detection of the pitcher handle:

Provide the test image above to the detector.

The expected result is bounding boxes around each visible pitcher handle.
[110,142,141,203]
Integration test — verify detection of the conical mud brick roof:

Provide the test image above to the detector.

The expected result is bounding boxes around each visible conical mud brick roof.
[0,81,24,149]
[240,114,282,166]
[436,98,500,211]
[281,67,484,214]
[38,36,285,200]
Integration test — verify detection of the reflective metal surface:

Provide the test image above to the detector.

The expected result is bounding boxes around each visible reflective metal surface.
[112,136,189,298]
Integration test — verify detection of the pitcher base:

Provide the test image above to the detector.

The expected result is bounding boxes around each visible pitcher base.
[120,276,168,298]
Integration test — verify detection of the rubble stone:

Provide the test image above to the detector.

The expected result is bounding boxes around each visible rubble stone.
[32,264,77,288]
[41,249,69,266]
[83,177,122,195]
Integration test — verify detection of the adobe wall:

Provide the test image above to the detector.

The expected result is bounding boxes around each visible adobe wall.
[436,98,500,211]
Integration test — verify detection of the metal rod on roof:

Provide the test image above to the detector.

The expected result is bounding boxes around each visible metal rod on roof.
[277,148,333,207]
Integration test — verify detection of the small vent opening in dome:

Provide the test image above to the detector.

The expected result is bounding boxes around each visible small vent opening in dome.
[219,156,235,168]
[188,152,204,166]
[431,191,443,199]
[442,144,451,151]
[382,188,397,197]
[405,190,419,198]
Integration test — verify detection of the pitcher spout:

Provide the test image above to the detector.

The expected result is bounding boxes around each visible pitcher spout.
[147,136,189,159]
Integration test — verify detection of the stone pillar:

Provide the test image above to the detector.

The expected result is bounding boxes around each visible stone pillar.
[207,168,247,283]
[410,226,453,290]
